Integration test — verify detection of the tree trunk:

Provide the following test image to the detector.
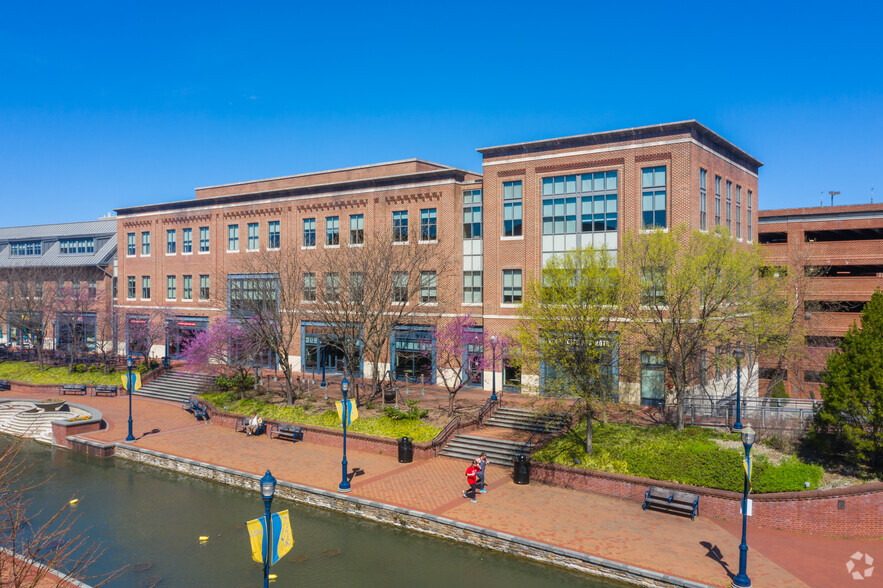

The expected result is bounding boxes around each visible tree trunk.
[675,390,685,430]
[585,413,594,456]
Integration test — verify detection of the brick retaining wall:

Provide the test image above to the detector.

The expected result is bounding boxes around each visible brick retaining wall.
[531,462,882,539]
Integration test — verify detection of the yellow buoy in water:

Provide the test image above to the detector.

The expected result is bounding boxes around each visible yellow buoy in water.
[269,574,277,581]
[198,536,209,542]
[69,499,79,505]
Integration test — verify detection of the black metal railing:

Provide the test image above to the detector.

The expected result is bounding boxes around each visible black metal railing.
[477,396,501,426]
[431,416,461,456]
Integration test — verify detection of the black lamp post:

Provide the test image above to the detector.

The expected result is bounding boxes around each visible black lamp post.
[489,335,498,401]
[320,340,326,388]
[733,425,755,588]
[125,355,135,442]
[338,375,351,493]
[260,470,277,588]
[732,347,745,431]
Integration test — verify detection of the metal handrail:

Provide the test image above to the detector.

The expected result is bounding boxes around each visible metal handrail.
[516,398,583,458]
[431,416,461,456]
[477,397,501,426]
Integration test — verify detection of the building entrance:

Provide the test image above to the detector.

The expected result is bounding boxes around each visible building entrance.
[165,317,209,359]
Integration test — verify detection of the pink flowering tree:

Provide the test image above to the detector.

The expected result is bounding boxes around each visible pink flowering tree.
[180,318,262,397]
[432,315,486,415]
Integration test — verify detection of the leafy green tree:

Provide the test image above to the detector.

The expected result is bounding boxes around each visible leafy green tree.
[515,247,620,455]
[813,289,883,471]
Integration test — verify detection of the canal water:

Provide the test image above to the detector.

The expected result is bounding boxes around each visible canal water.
[7,439,621,587]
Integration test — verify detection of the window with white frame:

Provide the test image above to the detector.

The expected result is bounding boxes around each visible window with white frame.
[463,271,482,303]
[699,169,707,231]
[199,274,210,300]
[349,214,364,245]
[463,190,482,239]
[303,272,316,302]
[303,218,316,247]
[141,232,151,255]
[199,227,209,252]
[228,224,239,251]
[503,181,522,237]
[59,238,93,254]
[182,275,193,300]
[392,272,408,302]
[641,167,666,229]
[127,233,135,256]
[166,275,176,300]
[141,276,151,300]
[325,272,339,301]
[736,185,742,239]
[127,276,136,299]
[420,208,437,241]
[714,176,722,228]
[747,190,753,240]
[248,223,259,250]
[326,216,339,246]
[183,228,193,253]
[393,211,408,242]
[502,269,522,304]
[726,180,732,232]
[420,271,437,303]
[268,221,280,249]
[167,229,176,254]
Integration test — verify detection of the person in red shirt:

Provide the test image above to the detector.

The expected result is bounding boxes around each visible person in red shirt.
[463,459,481,503]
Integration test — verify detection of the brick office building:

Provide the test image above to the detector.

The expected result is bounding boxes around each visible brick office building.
[758,203,883,398]
[114,120,763,403]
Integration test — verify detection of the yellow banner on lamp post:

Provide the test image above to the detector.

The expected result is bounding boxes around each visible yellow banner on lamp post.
[121,372,141,391]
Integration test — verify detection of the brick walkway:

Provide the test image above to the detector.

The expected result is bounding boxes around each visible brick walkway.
[5,388,881,587]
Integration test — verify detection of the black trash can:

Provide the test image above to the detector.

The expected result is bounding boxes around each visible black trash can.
[398,436,413,463]
[513,453,531,485]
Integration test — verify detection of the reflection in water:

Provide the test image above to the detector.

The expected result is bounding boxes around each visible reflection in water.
[6,438,619,587]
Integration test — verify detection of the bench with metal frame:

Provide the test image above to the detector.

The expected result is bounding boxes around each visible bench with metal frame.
[269,423,304,443]
[92,385,119,397]
[642,486,700,520]
[59,384,88,396]
[235,417,266,436]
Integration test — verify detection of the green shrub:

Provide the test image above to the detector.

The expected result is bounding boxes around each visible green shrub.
[383,399,428,420]
[768,381,789,407]
[74,364,87,373]
[87,365,100,373]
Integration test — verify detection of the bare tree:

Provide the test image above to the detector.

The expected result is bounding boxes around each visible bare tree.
[54,269,104,374]
[0,268,59,371]
[432,315,486,415]
[309,225,456,404]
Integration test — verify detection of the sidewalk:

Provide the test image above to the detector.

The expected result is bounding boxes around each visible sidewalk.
[7,389,881,587]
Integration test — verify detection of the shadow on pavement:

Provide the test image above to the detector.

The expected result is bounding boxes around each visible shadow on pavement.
[701,541,735,580]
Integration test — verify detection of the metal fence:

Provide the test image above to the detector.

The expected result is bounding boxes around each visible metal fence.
[682,396,822,430]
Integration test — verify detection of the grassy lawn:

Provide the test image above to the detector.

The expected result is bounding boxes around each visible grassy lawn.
[0,361,122,386]
[533,421,824,493]
[201,391,442,442]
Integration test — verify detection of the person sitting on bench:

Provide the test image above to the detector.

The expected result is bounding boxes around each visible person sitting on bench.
[245,413,263,436]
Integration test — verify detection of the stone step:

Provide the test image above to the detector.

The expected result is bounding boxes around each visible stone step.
[134,371,214,403]
[439,434,531,466]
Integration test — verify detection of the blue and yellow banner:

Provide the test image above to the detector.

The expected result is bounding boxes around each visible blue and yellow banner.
[120,372,141,391]
[743,458,752,494]
[245,509,294,565]
[335,399,358,426]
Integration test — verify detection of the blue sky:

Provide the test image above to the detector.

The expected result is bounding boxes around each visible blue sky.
[1,1,881,227]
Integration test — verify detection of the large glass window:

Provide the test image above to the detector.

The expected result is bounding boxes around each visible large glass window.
[141,276,151,300]
[463,190,482,239]
[392,272,408,303]
[420,208,437,241]
[228,224,239,251]
[10,241,42,256]
[303,273,316,302]
[127,233,136,256]
[248,223,259,250]
[350,272,364,302]
[141,232,150,255]
[726,180,732,232]
[326,216,339,246]
[699,169,707,231]
[59,238,93,254]
[303,218,316,247]
[736,185,742,239]
[393,211,408,243]
[199,227,209,252]
[463,271,482,303]
[227,275,278,318]
[640,352,665,406]
[502,269,522,304]
[420,271,437,303]
[182,275,193,300]
[199,275,210,300]
[503,181,523,237]
[166,275,176,300]
[642,267,666,305]
[349,214,364,245]
[641,166,666,229]
[167,229,176,254]
[127,276,136,299]
[268,221,280,249]
[747,190,753,241]
[183,228,193,253]
[325,273,339,301]
[714,176,722,228]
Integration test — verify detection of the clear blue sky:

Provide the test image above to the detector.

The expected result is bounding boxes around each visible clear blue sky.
[1,1,881,227]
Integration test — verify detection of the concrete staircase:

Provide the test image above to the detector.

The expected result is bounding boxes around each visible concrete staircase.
[0,403,66,443]
[438,434,531,466]
[134,370,215,403]
[484,406,569,433]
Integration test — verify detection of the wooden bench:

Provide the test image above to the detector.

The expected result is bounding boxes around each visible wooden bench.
[269,423,304,443]
[92,385,118,397]
[642,486,700,520]
[59,384,88,396]
[0,380,10,391]
[235,417,266,436]
[181,398,210,422]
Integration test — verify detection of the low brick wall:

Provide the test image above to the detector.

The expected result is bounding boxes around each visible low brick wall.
[51,403,104,447]
[531,462,883,539]
[202,399,481,461]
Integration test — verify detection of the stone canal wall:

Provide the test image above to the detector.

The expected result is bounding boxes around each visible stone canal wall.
[113,445,712,588]
[531,462,883,540]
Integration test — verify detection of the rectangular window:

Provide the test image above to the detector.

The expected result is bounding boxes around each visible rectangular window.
[700,349,708,385]
[350,272,364,302]
[349,214,364,245]
[166,275,176,300]
[268,221,280,249]
[199,275,210,300]
[127,233,136,256]
[326,216,339,246]
[141,276,151,300]
[10,241,43,256]
[726,181,732,232]
[248,223,259,250]
[392,272,408,303]
[141,232,150,255]
[393,211,408,242]
[303,218,316,247]
[641,166,666,229]
[127,276,135,299]
[699,169,707,231]
[463,271,482,303]
[642,268,666,305]
[182,275,193,300]
[325,273,339,301]
[166,229,176,254]
[463,190,482,239]
[747,190,753,241]
[88,278,97,299]
[183,228,193,253]
[420,271,437,303]
[420,208,437,241]
[199,227,209,252]
[228,224,239,251]
[735,185,742,239]
[59,238,94,254]
[303,273,316,302]
[502,269,522,304]
[503,181,523,237]
[714,176,722,228]
[640,352,666,406]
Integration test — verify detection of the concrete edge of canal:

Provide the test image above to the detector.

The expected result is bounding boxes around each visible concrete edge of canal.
[108,443,714,588]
